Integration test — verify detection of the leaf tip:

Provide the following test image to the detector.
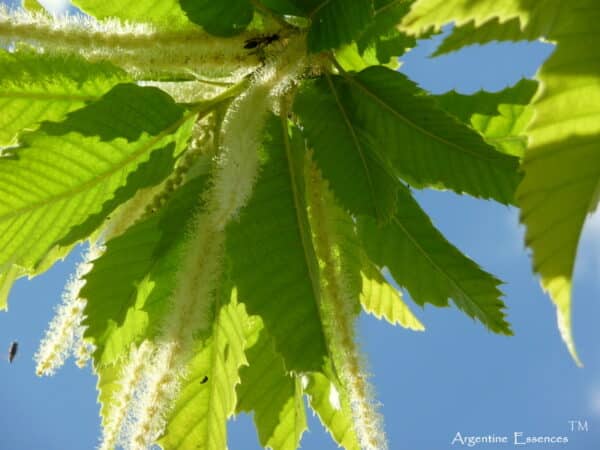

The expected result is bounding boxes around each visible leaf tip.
[556,302,583,368]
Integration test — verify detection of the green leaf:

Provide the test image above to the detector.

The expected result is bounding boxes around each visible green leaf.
[0,84,191,276]
[358,184,511,334]
[237,325,306,450]
[294,75,398,221]
[516,2,600,365]
[0,51,127,147]
[402,0,561,59]
[296,0,373,52]
[72,0,193,27]
[226,115,328,372]
[21,0,47,13]
[0,265,22,311]
[349,67,521,202]
[260,0,304,16]
[432,17,534,56]
[435,79,537,157]
[303,158,423,330]
[334,43,386,72]
[159,297,254,450]
[95,357,123,428]
[35,84,185,141]
[434,79,537,122]
[179,0,254,36]
[304,369,360,450]
[333,0,416,71]
[355,0,416,63]
[299,66,521,206]
[400,0,561,37]
[81,216,162,364]
[470,104,534,158]
[57,142,179,248]
[360,263,425,331]
[81,179,208,365]
[400,0,596,365]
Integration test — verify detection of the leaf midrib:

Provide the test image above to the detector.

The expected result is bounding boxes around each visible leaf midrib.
[0,109,196,223]
[325,73,381,219]
[340,71,509,163]
[390,214,495,326]
[280,113,332,370]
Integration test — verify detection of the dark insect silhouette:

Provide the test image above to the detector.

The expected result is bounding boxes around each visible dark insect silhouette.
[200,375,208,384]
[8,341,18,363]
[244,33,280,50]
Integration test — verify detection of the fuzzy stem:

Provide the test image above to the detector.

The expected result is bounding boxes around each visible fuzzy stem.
[0,7,261,76]
[306,159,388,450]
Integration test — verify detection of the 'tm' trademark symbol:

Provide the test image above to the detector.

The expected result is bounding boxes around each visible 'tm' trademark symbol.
[568,420,589,432]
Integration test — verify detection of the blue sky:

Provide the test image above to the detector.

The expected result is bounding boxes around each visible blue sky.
[1,2,599,450]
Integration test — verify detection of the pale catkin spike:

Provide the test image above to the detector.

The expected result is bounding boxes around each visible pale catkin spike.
[74,333,95,369]
[127,73,272,448]
[127,53,309,447]
[98,341,154,450]
[128,342,184,450]
[35,243,102,376]
[0,6,260,76]
[209,50,307,228]
[306,160,388,450]
[208,82,271,228]
[126,204,226,448]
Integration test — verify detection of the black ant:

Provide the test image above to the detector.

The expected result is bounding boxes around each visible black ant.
[244,33,280,50]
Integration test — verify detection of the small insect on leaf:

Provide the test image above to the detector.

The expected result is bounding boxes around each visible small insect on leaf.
[243,33,280,50]
[200,375,208,384]
[8,341,18,363]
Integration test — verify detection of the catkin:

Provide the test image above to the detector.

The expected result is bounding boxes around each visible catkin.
[0,7,260,77]
[126,70,277,449]
[98,341,154,450]
[100,41,309,449]
[35,243,101,376]
[306,160,388,450]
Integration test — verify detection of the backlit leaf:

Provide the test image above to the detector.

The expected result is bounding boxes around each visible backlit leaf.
[435,79,537,157]
[516,1,600,365]
[226,115,328,372]
[359,185,511,334]
[296,0,373,52]
[304,368,361,450]
[72,0,192,27]
[0,84,191,276]
[236,324,306,450]
[81,179,208,365]
[160,298,255,450]
[0,51,127,147]
[294,74,398,221]
[179,0,254,36]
